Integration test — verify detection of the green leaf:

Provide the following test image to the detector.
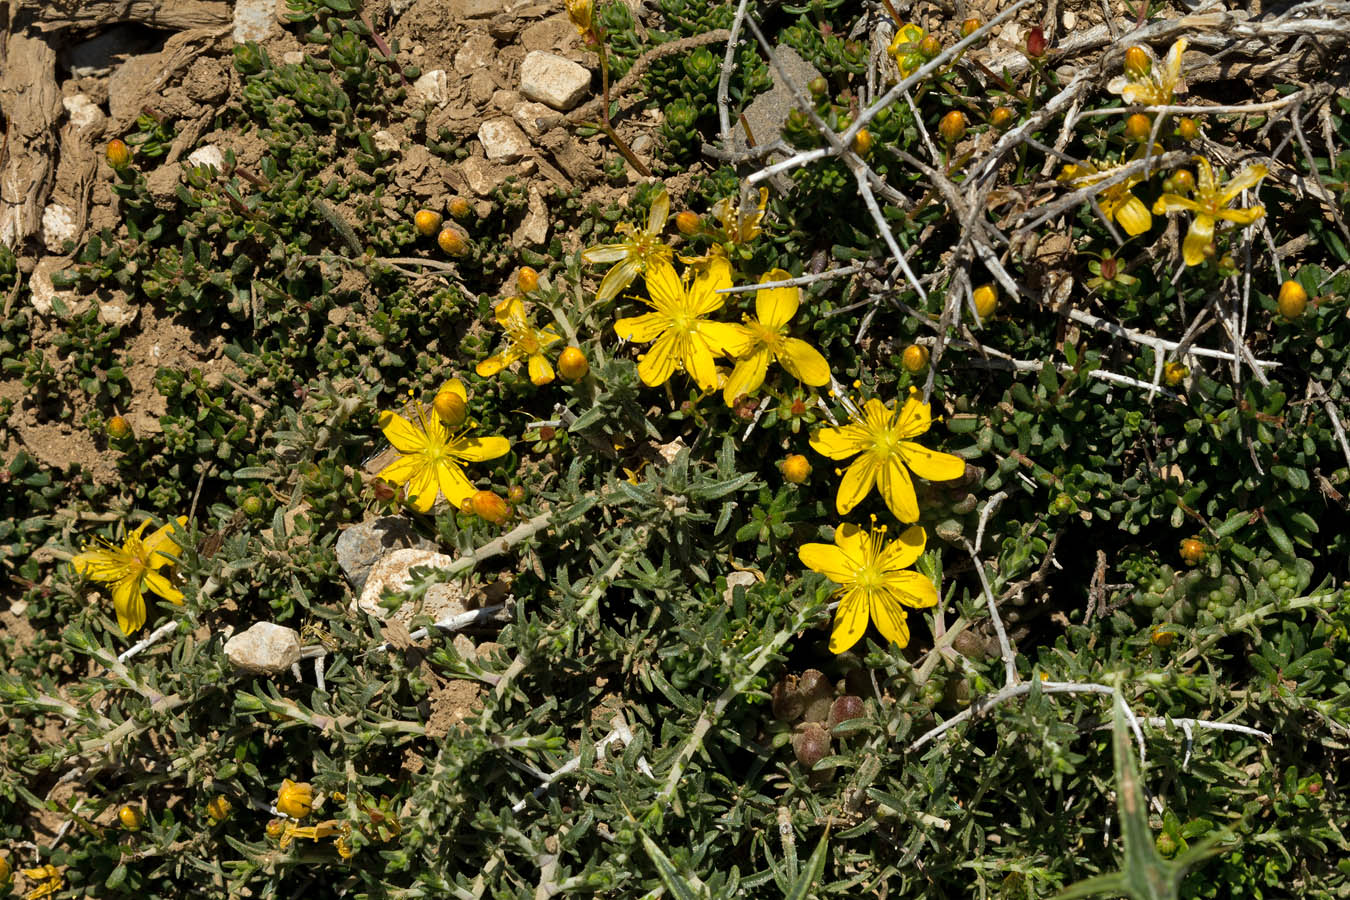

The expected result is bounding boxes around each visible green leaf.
[784,829,830,900]
[640,831,706,900]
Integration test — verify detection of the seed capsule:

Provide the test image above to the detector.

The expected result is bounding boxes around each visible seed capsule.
[1025,26,1047,59]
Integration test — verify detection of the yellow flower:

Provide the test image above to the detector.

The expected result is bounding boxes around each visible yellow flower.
[799,522,939,653]
[1107,38,1186,106]
[809,389,966,522]
[276,779,314,819]
[20,865,63,900]
[888,23,928,78]
[375,381,510,513]
[582,188,673,303]
[1152,157,1267,266]
[1057,149,1157,236]
[723,268,830,405]
[565,0,593,37]
[475,296,562,385]
[72,515,188,636]
[613,256,749,391]
[206,795,233,823]
[711,186,768,247]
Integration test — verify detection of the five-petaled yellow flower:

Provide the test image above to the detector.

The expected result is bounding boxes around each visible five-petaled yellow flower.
[1107,37,1187,106]
[1057,152,1156,236]
[475,296,563,386]
[799,522,939,653]
[723,268,830,405]
[810,388,966,522]
[1152,157,1267,266]
[72,515,188,636]
[583,188,673,303]
[613,256,748,391]
[376,380,510,513]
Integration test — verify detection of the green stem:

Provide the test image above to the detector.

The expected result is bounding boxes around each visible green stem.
[594,44,652,178]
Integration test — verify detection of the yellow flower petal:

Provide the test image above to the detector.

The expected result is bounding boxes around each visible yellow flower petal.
[723,347,770,406]
[810,423,870,459]
[145,516,187,568]
[1219,164,1267,204]
[527,353,555,386]
[699,320,754,358]
[112,576,147,635]
[1193,156,1215,196]
[637,331,679,386]
[798,541,857,584]
[439,378,467,403]
[377,454,424,487]
[688,256,732,315]
[1183,213,1215,266]
[643,260,684,314]
[828,588,870,654]
[868,592,912,648]
[381,412,430,455]
[876,452,920,522]
[596,256,643,304]
[406,466,440,512]
[615,311,670,344]
[1152,194,1203,216]
[777,337,830,386]
[436,461,476,509]
[832,522,868,558]
[893,392,933,439]
[143,570,183,605]
[73,547,130,583]
[877,524,926,572]
[1214,205,1265,226]
[450,436,510,462]
[581,243,628,264]
[1114,193,1153,236]
[836,454,880,515]
[885,570,939,608]
[683,332,721,393]
[898,442,967,482]
[646,188,670,235]
[755,269,798,327]
[494,295,527,328]
[476,354,513,377]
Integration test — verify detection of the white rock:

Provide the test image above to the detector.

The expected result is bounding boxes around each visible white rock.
[357,548,458,619]
[28,260,84,317]
[519,51,591,111]
[513,187,549,246]
[723,570,759,603]
[223,622,301,675]
[98,299,138,328]
[282,50,305,66]
[478,118,530,163]
[373,130,401,153]
[455,34,498,75]
[187,144,225,172]
[412,69,449,106]
[233,0,281,43]
[62,94,105,131]
[512,101,553,137]
[41,205,78,253]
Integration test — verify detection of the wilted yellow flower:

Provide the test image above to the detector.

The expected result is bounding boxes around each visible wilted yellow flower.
[1152,157,1266,266]
[583,188,673,303]
[1057,149,1158,237]
[888,23,928,78]
[1108,38,1186,106]
[475,296,562,386]
[799,522,939,653]
[565,0,593,36]
[20,864,63,900]
[375,381,510,513]
[613,256,748,391]
[72,516,188,636]
[711,186,768,247]
[276,779,314,820]
[206,795,233,823]
[809,388,966,522]
[722,268,830,406]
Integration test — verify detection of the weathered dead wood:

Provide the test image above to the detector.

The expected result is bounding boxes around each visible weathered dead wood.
[28,0,231,33]
[0,27,62,250]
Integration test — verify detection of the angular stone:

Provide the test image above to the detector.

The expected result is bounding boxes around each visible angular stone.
[734,45,823,155]
[41,204,77,253]
[455,33,498,75]
[354,549,477,630]
[233,0,282,43]
[512,187,549,246]
[187,144,225,172]
[450,0,507,18]
[336,516,439,593]
[224,622,301,675]
[512,100,553,137]
[479,118,530,163]
[519,50,591,111]
[412,69,449,106]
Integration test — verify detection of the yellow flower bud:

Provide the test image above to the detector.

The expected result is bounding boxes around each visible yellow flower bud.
[918,35,941,60]
[448,197,473,219]
[851,128,874,155]
[413,209,442,236]
[507,484,526,503]
[780,454,811,484]
[1163,361,1188,386]
[1277,279,1307,319]
[0,852,9,884]
[989,106,1016,130]
[459,496,475,515]
[433,388,468,426]
[276,779,314,819]
[558,346,589,381]
[1177,117,1198,141]
[675,211,701,235]
[266,818,285,839]
[206,795,233,823]
[1170,169,1195,193]
[437,226,469,256]
[1124,113,1152,142]
[938,110,967,144]
[902,344,930,374]
[1124,45,1151,77]
[565,0,594,35]
[106,139,131,169]
[471,490,511,524]
[972,283,998,319]
[119,804,144,831]
[1179,538,1206,566]
[107,415,133,440]
[961,17,981,37]
[1150,626,1176,648]
[517,266,539,294]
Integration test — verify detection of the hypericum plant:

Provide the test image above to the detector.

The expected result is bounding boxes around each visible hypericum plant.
[71,516,188,635]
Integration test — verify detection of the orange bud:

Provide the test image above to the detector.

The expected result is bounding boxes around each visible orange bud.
[433,389,467,426]
[276,779,314,819]
[918,35,941,59]
[1150,626,1176,648]
[119,804,144,831]
[961,17,981,37]
[413,209,442,236]
[851,128,874,155]
[1163,361,1188,386]
[1124,45,1151,77]
[517,266,539,293]
[107,415,133,440]
[780,454,811,484]
[106,139,131,169]
[558,346,589,381]
[437,226,469,256]
[901,344,930,374]
[973,283,998,319]
[1169,169,1195,193]
[1277,280,1307,319]
[1124,113,1152,141]
[471,490,511,524]
[938,110,966,144]
[990,106,1016,130]
[675,210,701,235]
[206,795,233,823]
[448,197,472,219]
[1179,538,1206,566]
[1177,117,1198,141]
[507,484,526,503]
